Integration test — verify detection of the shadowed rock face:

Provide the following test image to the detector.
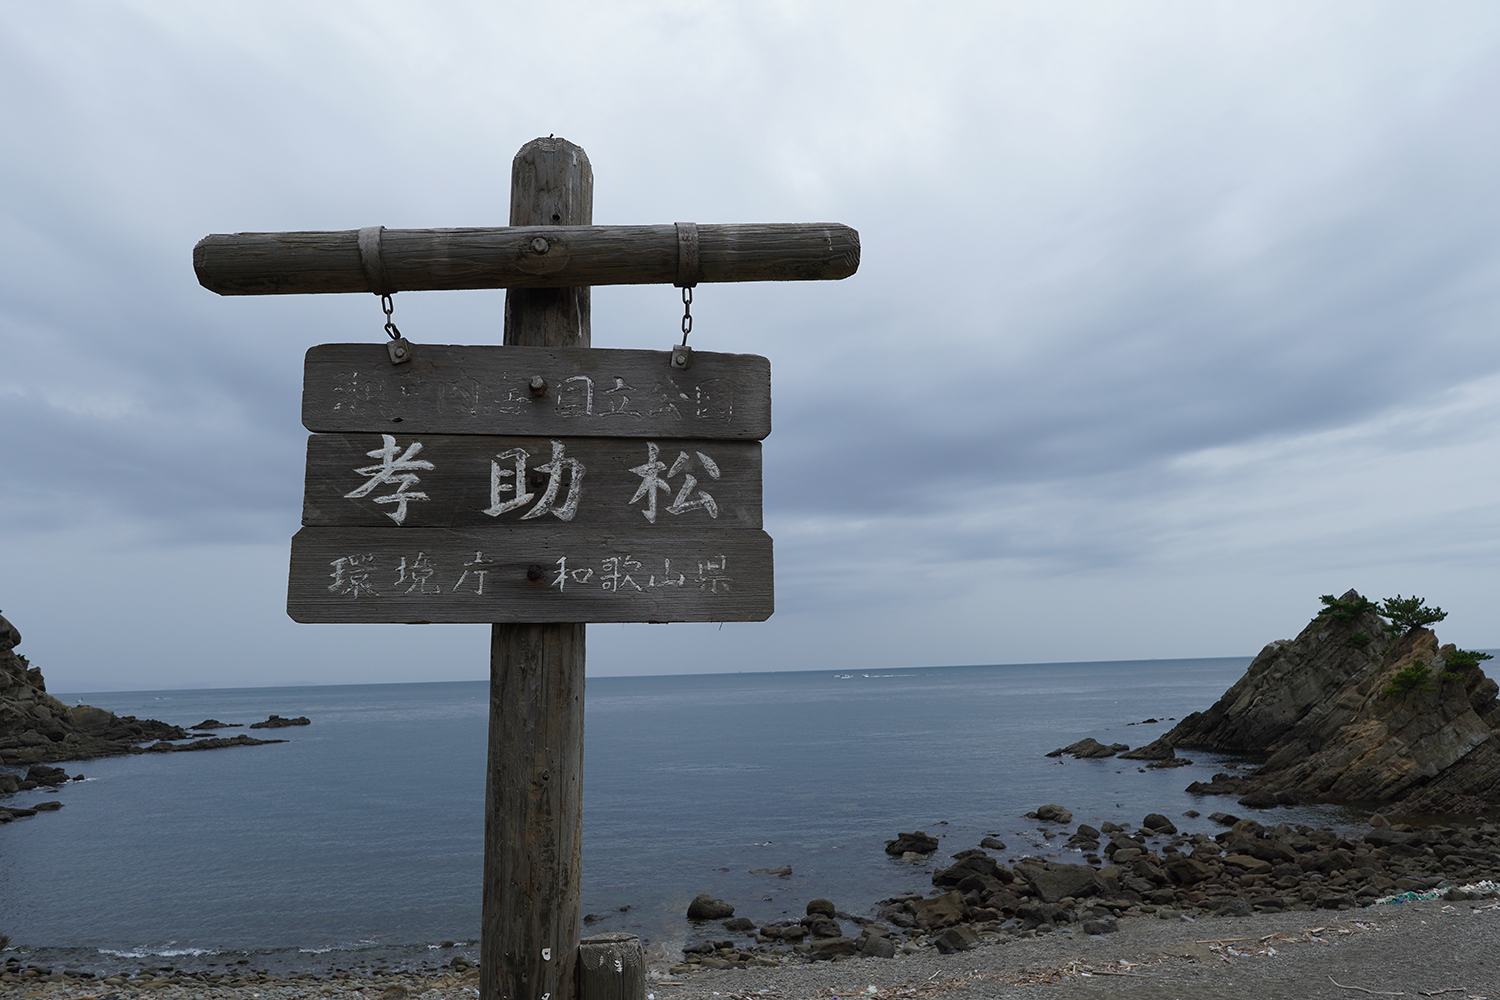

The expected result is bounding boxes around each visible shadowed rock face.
[1164,590,1500,813]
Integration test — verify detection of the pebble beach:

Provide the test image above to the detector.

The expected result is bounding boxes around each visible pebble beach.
[4,896,1496,1000]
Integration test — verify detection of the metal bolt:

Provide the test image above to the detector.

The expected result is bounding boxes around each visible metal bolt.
[530,237,550,255]
[528,375,547,397]
[392,346,406,359]
[526,564,545,583]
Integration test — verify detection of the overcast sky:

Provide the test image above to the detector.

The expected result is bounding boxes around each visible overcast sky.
[5,2,1500,692]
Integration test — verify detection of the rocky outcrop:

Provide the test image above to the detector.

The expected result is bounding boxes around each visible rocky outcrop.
[249,715,311,729]
[1164,590,1500,813]
[1046,738,1128,759]
[0,610,287,770]
[1118,736,1176,760]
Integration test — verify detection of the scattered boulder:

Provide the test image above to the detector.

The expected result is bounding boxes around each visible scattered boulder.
[1024,863,1099,903]
[911,891,967,929]
[749,865,792,876]
[856,931,896,959]
[190,719,243,730]
[979,836,1007,850]
[805,898,836,917]
[1142,813,1177,835]
[723,917,755,932]
[1164,858,1212,884]
[802,915,841,938]
[1029,804,1074,824]
[1081,914,1119,935]
[885,831,939,855]
[807,937,858,959]
[932,851,1012,891]
[686,894,734,920]
[933,925,979,953]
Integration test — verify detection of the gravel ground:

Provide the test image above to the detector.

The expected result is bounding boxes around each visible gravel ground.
[653,898,1499,1000]
[4,899,1495,999]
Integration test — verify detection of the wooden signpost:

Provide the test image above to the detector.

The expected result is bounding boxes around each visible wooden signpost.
[195,137,858,1000]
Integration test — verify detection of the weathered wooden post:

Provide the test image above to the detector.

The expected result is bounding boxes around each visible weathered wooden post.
[578,933,646,1000]
[484,137,590,1000]
[193,135,857,1000]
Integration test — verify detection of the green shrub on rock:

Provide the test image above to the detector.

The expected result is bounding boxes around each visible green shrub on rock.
[1379,595,1447,633]
[1315,593,1380,623]
[1444,649,1493,672]
[1384,660,1436,696]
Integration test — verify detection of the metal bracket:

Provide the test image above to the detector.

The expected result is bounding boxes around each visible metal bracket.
[358,226,391,294]
[674,222,700,289]
[362,226,413,364]
[670,344,692,369]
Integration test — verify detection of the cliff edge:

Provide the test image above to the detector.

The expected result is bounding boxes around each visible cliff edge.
[0,610,279,767]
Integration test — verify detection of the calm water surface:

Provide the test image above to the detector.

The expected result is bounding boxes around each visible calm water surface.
[0,658,1365,973]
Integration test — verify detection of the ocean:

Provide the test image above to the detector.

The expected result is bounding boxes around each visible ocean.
[0,658,1369,976]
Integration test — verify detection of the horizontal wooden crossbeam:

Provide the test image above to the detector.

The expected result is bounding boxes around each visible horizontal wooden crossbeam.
[194,223,859,295]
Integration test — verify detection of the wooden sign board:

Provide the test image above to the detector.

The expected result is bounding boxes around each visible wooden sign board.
[289,343,774,624]
[287,527,773,623]
[303,344,771,439]
[303,434,761,529]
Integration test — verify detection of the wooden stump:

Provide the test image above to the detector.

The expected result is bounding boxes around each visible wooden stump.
[578,933,647,1000]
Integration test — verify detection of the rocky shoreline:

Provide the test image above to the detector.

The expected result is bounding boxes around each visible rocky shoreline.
[7,805,1494,993]
[667,593,1500,976]
[0,610,302,823]
[663,808,1500,975]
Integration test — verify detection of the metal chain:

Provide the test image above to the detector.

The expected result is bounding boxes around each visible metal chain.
[381,293,403,341]
[680,286,693,346]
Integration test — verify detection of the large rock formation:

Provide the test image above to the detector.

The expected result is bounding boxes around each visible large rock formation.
[1165,590,1500,813]
[0,610,283,767]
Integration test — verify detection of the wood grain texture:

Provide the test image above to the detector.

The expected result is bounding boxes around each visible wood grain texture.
[304,433,762,530]
[193,222,861,295]
[287,526,774,623]
[484,137,586,1000]
[483,621,584,1000]
[506,137,593,348]
[301,344,772,440]
[578,934,646,1000]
